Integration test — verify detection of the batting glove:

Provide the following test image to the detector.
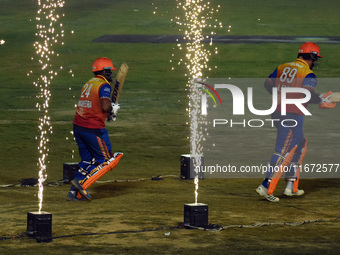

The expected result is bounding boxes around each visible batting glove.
[111,103,120,116]
[108,113,117,122]
[319,91,336,109]
[107,103,121,122]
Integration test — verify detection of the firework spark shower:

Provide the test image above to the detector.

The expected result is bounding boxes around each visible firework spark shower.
[29,0,65,212]
[175,0,222,203]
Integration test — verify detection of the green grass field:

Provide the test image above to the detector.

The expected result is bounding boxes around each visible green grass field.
[0,0,339,254]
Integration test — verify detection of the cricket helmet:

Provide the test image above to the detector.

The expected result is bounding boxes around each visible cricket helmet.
[92,57,117,72]
[298,42,323,58]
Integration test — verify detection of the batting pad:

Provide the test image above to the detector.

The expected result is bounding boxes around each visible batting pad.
[294,139,308,193]
[76,153,123,199]
[267,145,297,195]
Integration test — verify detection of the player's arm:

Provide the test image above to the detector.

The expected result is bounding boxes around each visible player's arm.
[264,68,277,94]
[99,83,113,112]
[264,78,275,94]
[302,73,336,108]
[304,88,335,106]
[101,98,112,112]
[99,83,120,121]
[306,89,321,104]
[302,73,321,104]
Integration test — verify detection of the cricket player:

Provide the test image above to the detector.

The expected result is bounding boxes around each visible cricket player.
[67,57,122,201]
[256,42,336,202]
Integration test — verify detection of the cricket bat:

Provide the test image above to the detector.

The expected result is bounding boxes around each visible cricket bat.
[329,92,340,102]
[107,63,129,121]
[112,63,129,104]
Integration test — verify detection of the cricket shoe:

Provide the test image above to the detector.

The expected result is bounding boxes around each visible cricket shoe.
[66,191,88,201]
[70,179,92,201]
[113,152,123,159]
[283,188,304,196]
[256,185,280,202]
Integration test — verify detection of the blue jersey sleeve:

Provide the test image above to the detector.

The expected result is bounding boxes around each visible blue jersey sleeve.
[269,68,278,81]
[99,83,111,100]
[302,73,317,89]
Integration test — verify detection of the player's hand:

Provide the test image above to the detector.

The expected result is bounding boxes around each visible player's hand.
[108,113,117,122]
[319,91,336,109]
[107,103,120,122]
[111,103,120,116]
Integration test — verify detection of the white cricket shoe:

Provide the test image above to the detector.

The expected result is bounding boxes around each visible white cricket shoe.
[283,188,304,196]
[256,185,280,202]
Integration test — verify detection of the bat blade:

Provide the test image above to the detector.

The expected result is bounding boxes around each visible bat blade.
[329,92,340,102]
[111,63,129,104]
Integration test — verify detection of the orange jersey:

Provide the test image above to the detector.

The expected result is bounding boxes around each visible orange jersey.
[73,75,111,129]
[270,58,317,115]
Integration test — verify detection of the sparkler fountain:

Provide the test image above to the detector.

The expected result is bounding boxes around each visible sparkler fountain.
[27,0,66,242]
[174,0,222,227]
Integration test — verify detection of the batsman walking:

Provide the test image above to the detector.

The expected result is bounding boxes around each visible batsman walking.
[67,57,123,201]
[256,42,336,202]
